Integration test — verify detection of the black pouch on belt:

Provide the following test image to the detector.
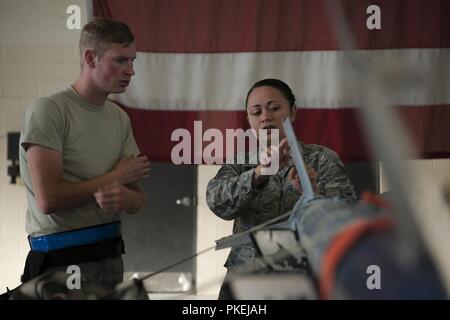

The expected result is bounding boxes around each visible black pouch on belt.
[21,236,125,283]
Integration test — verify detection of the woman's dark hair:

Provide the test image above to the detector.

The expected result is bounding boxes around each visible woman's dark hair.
[245,78,296,109]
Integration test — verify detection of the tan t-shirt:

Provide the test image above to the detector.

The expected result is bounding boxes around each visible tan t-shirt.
[19,86,140,236]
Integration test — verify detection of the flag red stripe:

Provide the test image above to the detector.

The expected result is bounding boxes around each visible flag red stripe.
[94,0,450,53]
[120,105,450,163]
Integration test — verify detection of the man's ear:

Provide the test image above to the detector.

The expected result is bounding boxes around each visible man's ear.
[290,105,297,122]
[84,49,96,68]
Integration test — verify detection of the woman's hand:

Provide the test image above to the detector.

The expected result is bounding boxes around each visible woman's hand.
[288,165,319,194]
[253,138,291,187]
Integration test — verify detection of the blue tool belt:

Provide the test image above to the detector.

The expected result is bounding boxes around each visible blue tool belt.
[28,222,121,253]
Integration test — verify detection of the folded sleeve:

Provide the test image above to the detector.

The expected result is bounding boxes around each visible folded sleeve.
[20,98,65,153]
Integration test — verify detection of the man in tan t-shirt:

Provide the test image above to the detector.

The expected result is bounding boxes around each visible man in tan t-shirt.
[19,17,150,290]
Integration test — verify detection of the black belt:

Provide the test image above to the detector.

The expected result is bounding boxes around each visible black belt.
[21,236,125,283]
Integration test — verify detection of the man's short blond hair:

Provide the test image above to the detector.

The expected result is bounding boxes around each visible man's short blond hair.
[79,17,134,64]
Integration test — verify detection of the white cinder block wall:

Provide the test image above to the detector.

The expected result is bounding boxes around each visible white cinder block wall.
[196,165,232,298]
[380,160,450,194]
[0,0,89,291]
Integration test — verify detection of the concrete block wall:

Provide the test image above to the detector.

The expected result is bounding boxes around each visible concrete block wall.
[0,0,88,292]
[196,165,233,298]
[380,159,450,193]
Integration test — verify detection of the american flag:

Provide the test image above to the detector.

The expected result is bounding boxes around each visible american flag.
[94,0,450,163]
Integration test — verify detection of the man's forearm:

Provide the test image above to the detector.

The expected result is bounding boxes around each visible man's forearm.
[39,170,121,214]
[122,186,147,214]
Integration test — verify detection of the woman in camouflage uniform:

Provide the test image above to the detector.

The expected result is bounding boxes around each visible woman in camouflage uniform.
[206,79,356,299]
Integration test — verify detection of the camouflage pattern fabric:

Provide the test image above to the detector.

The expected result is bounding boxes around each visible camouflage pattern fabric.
[206,141,357,271]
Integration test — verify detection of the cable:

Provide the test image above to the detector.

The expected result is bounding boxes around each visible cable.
[99,245,217,299]
[139,245,216,282]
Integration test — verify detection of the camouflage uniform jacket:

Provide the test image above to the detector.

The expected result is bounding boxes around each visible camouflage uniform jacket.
[206,141,357,271]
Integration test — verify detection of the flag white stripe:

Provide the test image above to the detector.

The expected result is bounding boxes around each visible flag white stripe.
[113,48,450,110]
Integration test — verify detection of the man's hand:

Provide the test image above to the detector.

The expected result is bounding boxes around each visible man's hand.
[112,155,150,185]
[288,165,319,194]
[94,182,130,214]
